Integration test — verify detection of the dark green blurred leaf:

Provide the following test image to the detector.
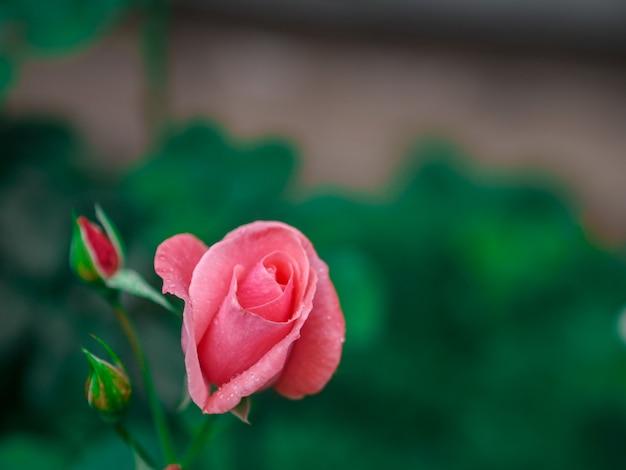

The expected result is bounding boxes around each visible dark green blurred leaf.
[0,434,68,469]
[325,248,386,350]
[0,54,15,97]
[71,432,136,470]
[124,121,297,248]
[2,0,133,54]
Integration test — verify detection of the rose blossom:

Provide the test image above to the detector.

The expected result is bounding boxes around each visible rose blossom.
[155,221,345,414]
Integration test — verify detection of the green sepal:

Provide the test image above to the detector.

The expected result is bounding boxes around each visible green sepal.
[231,396,251,424]
[105,268,179,316]
[95,204,125,267]
[133,451,155,470]
[70,212,101,283]
[90,334,125,369]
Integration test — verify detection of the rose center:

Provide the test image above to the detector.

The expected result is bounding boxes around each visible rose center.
[263,258,290,288]
[236,251,295,322]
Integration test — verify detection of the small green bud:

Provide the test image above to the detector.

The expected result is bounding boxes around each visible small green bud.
[83,337,131,423]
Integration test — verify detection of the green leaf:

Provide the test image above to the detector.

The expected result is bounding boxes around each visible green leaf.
[106,268,178,315]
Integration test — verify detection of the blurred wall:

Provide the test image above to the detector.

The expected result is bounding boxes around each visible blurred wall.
[5,11,626,239]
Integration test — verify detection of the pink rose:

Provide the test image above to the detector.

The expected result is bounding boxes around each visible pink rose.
[154,221,345,414]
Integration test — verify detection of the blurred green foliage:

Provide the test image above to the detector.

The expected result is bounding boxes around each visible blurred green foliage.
[2,5,626,467]
[2,114,626,470]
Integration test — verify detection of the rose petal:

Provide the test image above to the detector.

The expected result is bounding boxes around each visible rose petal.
[245,274,294,323]
[189,223,309,348]
[182,302,211,409]
[155,233,207,301]
[202,269,318,414]
[274,254,345,398]
[237,255,288,309]
[222,222,309,302]
[238,251,295,322]
[198,266,294,386]
[155,234,209,358]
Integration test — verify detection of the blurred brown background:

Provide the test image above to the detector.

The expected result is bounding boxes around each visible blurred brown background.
[6,1,626,238]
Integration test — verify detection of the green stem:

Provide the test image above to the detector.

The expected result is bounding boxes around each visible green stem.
[115,423,158,469]
[181,416,214,468]
[112,301,177,465]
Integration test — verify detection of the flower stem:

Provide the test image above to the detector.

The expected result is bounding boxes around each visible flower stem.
[115,423,158,469]
[112,300,177,465]
[181,416,214,468]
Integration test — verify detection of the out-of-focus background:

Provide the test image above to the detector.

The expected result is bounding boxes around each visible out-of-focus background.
[2,1,626,469]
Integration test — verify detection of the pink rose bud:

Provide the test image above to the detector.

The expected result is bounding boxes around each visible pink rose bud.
[83,338,132,423]
[164,465,182,470]
[70,205,124,282]
[155,221,345,415]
